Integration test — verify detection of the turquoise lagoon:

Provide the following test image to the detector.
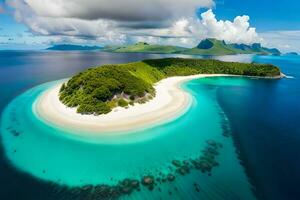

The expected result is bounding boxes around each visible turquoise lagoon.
[1,76,256,199]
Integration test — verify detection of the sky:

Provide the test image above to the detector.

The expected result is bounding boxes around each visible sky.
[0,0,299,52]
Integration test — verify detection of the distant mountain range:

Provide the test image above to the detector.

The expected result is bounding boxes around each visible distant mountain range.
[285,52,298,56]
[183,38,281,55]
[104,42,187,54]
[47,39,281,56]
[47,44,103,51]
[104,39,281,56]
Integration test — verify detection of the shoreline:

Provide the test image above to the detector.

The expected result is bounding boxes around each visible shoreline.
[34,74,222,134]
[34,74,283,135]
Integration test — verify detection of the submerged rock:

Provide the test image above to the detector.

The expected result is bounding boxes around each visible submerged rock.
[148,185,154,191]
[121,186,132,194]
[142,176,154,185]
[172,160,181,167]
[130,180,140,188]
[177,166,190,175]
[167,174,176,182]
[10,129,20,136]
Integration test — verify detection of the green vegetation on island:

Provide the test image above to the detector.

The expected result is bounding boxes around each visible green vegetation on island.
[105,42,187,54]
[104,38,281,56]
[59,58,281,115]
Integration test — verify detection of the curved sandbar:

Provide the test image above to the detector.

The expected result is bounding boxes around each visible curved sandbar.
[35,74,228,134]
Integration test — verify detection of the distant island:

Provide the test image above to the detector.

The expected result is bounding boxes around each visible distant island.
[104,42,188,54]
[104,38,281,56]
[285,52,298,56]
[182,38,280,55]
[47,44,103,51]
[59,58,281,115]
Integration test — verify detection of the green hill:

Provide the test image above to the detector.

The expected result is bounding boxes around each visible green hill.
[60,58,281,115]
[183,39,240,55]
[182,38,281,55]
[104,42,188,54]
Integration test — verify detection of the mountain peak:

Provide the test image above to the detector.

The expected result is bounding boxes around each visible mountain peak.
[251,43,262,50]
[188,38,281,55]
[197,38,227,50]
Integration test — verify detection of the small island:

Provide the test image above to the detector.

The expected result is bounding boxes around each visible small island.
[59,58,281,115]
[36,58,281,133]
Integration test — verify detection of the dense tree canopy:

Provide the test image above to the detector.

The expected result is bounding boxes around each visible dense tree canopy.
[60,58,281,115]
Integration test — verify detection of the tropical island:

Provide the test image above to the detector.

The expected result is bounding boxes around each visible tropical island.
[59,58,281,115]
[104,38,281,55]
[35,58,282,133]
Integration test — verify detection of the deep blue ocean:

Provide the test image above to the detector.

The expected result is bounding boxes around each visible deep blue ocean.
[0,51,299,200]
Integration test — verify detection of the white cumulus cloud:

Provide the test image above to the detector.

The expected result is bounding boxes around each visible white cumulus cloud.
[6,1,262,47]
[6,0,214,44]
[128,9,262,46]
[196,9,261,44]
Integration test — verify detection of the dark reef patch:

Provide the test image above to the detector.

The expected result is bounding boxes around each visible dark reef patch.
[71,139,220,199]
[4,139,222,200]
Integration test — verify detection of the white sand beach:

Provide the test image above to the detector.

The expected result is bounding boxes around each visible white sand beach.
[34,74,229,134]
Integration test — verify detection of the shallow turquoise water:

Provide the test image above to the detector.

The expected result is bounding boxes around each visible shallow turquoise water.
[1,77,255,199]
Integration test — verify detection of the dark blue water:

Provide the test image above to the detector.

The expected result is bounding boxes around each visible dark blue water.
[0,51,299,200]
[217,55,300,200]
